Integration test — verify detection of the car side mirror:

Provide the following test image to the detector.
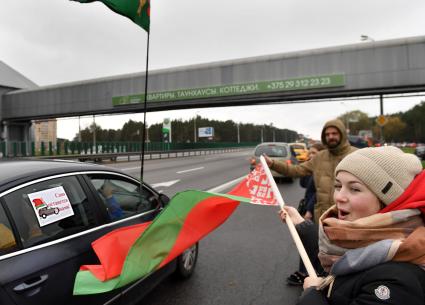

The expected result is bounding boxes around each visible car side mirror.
[159,193,170,207]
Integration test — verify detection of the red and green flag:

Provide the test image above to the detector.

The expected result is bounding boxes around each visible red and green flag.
[73,164,277,295]
[71,0,150,32]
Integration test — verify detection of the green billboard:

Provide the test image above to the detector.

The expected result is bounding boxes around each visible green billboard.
[112,74,345,106]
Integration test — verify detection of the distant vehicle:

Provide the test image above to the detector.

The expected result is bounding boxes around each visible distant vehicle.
[0,160,198,305]
[249,142,298,182]
[348,135,369,148]
[289,143,309,162]
[414,145,425,160]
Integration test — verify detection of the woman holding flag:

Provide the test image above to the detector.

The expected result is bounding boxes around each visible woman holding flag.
[280,146,425,305]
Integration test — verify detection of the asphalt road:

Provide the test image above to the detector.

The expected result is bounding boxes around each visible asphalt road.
[106,148,254,196]
[108,149,305,305]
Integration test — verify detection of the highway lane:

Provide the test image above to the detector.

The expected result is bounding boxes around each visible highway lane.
[106,148,253,196]
[107,150,306,305]
[141,177,305,305]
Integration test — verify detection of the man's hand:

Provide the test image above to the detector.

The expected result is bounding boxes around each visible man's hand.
[263,154,274,167]
[278,206,305,225]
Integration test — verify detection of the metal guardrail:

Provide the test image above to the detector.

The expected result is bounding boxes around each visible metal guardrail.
[33,147,250,163]
[0,141,258,158]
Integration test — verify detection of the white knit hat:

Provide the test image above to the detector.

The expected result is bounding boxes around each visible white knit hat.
[335,146,422,205]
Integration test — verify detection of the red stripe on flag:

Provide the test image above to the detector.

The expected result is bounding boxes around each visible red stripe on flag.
[80,222,151,281]
[159,196,240,268]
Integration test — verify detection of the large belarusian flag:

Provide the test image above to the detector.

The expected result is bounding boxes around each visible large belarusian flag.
[71,0,150,32]
[73,163,277,295]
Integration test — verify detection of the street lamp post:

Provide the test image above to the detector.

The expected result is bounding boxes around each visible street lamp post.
[194,116,197,143]
[346,115,350,135]
[78,116,81,142]
[193,112,200,143]
[92,115,96,153]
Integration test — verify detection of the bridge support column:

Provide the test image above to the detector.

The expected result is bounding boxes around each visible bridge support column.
[1,121,8,157]
[2,120,32,157]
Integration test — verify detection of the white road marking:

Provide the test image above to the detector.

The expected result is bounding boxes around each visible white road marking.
[150,179,180,188]
[204,156,221,161]
[207,175,246,193]
[176,167,204,174]
[121,166,140,171]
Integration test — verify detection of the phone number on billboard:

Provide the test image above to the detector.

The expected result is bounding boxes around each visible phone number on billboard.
[267,77,332,90]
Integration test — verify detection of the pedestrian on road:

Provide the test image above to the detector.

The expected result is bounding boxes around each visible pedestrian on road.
[281,146,425,305]
[299,142,325,221]
[286,142,325,286]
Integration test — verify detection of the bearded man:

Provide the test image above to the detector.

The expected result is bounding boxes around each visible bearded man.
[265,119,357,222]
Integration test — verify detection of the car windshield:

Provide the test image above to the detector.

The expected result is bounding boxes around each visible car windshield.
[255,145,288,157]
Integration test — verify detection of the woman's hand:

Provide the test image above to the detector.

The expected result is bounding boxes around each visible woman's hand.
[303,211,313,220]
[303,276,324,290]
[278,206,305,225]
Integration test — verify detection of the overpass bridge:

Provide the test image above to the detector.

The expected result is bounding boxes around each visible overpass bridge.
[1,35,425,150]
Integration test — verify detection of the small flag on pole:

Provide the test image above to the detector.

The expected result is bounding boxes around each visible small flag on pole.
[228,163,278,206]
[71,0,150,32]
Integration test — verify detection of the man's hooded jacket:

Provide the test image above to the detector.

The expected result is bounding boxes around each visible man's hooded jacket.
[272,119,356,222]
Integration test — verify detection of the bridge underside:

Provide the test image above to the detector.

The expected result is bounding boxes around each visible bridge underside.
[1,36,425,122]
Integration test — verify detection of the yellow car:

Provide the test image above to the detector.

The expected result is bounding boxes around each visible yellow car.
[289,143,309,162]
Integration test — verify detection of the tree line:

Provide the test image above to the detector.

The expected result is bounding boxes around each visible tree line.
[74,100,425,144]
[338,101,425,143]
[74,116,300,143]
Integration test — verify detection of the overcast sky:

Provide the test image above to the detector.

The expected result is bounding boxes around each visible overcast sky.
[1,0,425,140]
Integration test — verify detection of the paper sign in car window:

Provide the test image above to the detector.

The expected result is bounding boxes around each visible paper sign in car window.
[27,186,74,227]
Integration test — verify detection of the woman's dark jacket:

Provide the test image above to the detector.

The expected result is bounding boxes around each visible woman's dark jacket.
[297,261,425,305]
[295,221,425,305]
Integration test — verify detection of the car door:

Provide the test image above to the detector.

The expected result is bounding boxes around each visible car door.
[81,173,174,304]
[0,172,167,305]
[0,174,106,305]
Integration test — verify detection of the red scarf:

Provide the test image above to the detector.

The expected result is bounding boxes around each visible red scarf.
[381,170,425,215]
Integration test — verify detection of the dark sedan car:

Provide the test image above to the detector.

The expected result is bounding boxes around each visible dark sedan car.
[0,160,198,305]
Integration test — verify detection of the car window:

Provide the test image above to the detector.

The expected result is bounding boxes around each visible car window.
[291,144,305,150]
[0,204,17,255]
[3,176,97,248]
[87,175,158,222]
[255,145,288,157]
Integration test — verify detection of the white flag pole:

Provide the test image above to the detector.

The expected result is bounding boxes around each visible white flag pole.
[260,156,317,278]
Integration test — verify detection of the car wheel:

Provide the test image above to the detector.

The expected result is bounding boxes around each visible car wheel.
[175,243,198,279]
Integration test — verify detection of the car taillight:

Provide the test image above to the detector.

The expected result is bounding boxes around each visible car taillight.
[286,159,292,165]
[250,157,256,165]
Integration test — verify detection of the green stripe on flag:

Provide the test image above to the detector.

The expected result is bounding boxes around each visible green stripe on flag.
[74,190,248,294]
[71,0,150,32]
[120,191,213,285]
